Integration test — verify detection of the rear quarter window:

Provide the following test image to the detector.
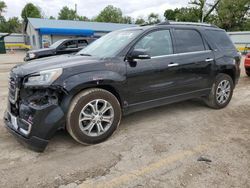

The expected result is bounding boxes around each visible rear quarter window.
[205,30,236,51]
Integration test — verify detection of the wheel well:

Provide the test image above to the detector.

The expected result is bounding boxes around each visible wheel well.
[219,69,235,84]
[96,85,122,103]
[60,85,123,115]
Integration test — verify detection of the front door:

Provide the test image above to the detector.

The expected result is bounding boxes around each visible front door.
[126,29,177,105]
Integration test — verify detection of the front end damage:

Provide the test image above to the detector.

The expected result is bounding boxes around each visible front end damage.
[4,74,66,152]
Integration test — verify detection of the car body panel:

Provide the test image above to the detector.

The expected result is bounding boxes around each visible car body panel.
[4,24,241,151]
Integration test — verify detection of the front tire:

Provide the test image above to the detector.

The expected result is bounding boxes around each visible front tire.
[205,73,234,109]
[66,88,121,145]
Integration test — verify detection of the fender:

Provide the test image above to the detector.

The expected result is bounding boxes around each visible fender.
[60,70,127,113]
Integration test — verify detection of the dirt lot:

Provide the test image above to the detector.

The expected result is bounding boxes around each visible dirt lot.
[0,51,249,188]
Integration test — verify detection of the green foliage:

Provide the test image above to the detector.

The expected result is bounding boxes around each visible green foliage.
[0,0,6,17]
[21,3,41,22]
[0,17,22,33]
[95,5,124,23]
[49,16,55,20]
[122,16,133,24]
[164,9,177,21]
[78,16,89,21]
[135,17,146,25]
[215,0,250,31]
[58,6,77,20]
[147,13,160,24]
[164,0,250,31]
[164,8,200,22]
[189,0,205,21]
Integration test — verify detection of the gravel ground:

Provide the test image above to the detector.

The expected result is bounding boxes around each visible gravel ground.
[0,52,249,188]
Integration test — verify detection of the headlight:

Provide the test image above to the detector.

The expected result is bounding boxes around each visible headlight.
[25,68,63,86]
[29,53,36,59]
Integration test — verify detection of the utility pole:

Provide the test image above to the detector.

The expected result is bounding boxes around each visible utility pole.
[201,0,207,23]
[75,4,77,20]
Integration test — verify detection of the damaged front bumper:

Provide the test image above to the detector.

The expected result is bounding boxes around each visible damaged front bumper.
[4,90,65,152]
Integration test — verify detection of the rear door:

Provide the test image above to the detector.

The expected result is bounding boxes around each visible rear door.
[170,28,215,92]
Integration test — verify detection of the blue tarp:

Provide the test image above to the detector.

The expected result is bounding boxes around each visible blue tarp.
[39,28,94,36]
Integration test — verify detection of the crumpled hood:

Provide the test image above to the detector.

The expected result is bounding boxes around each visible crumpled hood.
[11,54,102,76]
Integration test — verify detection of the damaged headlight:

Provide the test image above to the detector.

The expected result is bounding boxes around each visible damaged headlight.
[24,68,63,86]
[28,53,36,59]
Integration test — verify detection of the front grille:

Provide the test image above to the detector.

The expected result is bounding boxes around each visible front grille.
[8,74,19,104]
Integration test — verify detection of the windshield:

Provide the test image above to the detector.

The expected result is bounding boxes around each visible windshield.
[50,39,65,48]
[77,29,142,58]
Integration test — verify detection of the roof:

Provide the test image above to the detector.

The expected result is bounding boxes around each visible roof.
[27,18,137,33]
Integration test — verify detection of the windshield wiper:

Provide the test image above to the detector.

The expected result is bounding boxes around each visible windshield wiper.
[79,53,92,56]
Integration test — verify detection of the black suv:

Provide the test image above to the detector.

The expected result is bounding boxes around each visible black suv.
[24,38,95,61]
[4,22,241,151]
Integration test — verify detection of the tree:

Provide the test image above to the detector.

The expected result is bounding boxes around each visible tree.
[215,0,250,31]
[49,16,55,19]
[164,9,178,21]
[189,0,220,22]
[189,0,205,21]
[95,5,124,23]
[122,16,133,24]
[147,13,160,24]
[21,3,41,22]
[58,6,77,20]
[135,17,146,25]
[0,1,6,17]
[0,17,22,33]
[77,16,89,21]
[164,7,200,22]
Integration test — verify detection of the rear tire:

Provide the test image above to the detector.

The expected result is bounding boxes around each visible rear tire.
[246,70,250,77]
[204,73,234,109]
[66,88,121,145]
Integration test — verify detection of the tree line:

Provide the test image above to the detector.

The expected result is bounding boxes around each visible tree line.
[0,0,249,34]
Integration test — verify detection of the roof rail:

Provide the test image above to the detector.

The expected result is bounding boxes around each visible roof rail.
[157,21,218,28]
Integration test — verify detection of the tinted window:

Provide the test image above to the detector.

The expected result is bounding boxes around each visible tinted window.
[134,30,173,57]
[175,29,205,53]
[78,40,88,47]
[62,40,77,49]
[206,30,236,51]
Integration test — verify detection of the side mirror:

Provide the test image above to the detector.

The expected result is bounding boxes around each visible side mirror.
[128,49,151,60]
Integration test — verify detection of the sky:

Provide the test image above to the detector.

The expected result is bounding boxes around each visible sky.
[3,0,191,20]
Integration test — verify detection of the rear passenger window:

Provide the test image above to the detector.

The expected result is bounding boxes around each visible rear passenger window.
[174,29,205,53]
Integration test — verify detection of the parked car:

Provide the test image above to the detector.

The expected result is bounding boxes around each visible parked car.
[244,53,250,76]
[4,22,241,152]
[24,38,95,61]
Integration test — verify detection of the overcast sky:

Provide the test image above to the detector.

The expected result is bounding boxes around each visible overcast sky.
[3,0,191,20]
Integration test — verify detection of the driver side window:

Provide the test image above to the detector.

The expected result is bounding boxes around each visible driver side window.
[134,30,173,57]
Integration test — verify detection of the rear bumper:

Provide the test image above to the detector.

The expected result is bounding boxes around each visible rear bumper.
[4,111,49,152]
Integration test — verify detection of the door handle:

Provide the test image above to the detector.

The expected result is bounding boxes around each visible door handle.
[168,63,179,67]
[205,58,214,62]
